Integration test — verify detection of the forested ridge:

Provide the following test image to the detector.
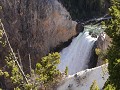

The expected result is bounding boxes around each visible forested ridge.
[104,0,120,89]
[58,0,111,20]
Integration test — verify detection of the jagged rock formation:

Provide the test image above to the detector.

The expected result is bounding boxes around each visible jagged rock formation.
[88,41,98,68]
[96,33,111,66]
[0,0,77,70]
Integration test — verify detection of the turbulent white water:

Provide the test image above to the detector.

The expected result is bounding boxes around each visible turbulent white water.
[57,64,109,90]
[58,25,104,75]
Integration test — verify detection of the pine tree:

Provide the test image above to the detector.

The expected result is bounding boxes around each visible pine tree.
[90,80,100,90]
[104,84,115,90]
[65,66,68,76]
[35,52,61,89]
[0,19,62,89]
[104,0,120,89]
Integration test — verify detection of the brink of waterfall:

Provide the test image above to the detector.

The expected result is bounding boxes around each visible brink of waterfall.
[58,25,105,75]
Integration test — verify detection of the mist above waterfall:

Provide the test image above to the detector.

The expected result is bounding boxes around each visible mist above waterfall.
[58,25,104,75]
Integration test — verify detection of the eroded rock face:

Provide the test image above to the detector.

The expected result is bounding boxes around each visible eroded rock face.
[0,0,77,70]
[96,33,111,66]
[88,41,98,69]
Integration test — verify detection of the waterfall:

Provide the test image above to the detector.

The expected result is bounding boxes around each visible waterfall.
[58,25,103,75]
[57,64,109,90]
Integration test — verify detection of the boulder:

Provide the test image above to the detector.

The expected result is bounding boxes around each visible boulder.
[76,22,84,33]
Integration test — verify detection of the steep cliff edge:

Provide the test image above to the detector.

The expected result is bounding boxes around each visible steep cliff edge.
[0,0,77,70]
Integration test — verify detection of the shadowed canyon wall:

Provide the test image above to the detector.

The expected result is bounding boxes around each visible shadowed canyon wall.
[58,0,110,20]
[0,0,77,71]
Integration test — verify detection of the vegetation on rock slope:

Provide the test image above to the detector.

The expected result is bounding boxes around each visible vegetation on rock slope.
[0,0,77,71]
[104,0,120,89]
[0,19,62,89]
[90,80,100,90]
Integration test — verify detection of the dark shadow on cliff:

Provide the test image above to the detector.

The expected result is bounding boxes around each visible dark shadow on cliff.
[58,0,110,21]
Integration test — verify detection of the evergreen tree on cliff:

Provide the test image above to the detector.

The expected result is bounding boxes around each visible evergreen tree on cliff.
[104,0,120,89]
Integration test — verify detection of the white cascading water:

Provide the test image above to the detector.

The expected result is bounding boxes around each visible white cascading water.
[58,25,103,75]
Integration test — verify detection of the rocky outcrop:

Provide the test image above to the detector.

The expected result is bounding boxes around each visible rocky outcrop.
[88,41,98,68]
[96,33,111,66]
[0,0,77,70]
[87,31,111,68]
[76,22,84,33]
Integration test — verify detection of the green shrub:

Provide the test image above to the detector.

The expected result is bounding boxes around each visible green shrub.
[104,84,116,90]
[90,80,100,90]
[35,52,62,89]
[65,66,68,76]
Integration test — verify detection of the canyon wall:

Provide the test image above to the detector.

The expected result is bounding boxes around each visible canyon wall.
[0,0,77,70]
[96,33,111,66]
